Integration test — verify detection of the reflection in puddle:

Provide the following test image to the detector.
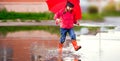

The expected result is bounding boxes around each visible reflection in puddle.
[0,30,81,61]
[30,42,81,61]
[1,26,119,61]
[0,45,13,61]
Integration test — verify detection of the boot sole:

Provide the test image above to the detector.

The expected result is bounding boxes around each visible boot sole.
[75,46,81,51]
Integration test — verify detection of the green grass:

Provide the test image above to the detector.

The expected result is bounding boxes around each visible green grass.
[0,26,60,36]
[102,11,120,17]
[0,26,115,36]
[82,13,104,22]
[0,9,105,22]
[0,9,54,22]
[1,9,120,22]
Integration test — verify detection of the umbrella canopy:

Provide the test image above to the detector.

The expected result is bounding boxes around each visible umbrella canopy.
[46,0,82,20]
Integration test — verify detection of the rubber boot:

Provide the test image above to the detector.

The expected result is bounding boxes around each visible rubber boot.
[58,43,63,55]
[72,40,81,51]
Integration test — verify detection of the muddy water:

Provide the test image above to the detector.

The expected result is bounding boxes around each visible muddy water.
[0,30,59,61]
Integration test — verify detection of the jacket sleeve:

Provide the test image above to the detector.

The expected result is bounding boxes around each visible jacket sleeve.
[54,11,61,25]
[54,11,60,20]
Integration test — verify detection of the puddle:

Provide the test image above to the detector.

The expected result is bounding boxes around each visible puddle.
[0,30,60,61]
[0,26,119,61]
[0,30,81,61]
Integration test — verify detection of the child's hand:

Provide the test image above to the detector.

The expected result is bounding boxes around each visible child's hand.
[57,19,61,23]
[76,22,80,26]
[56,19,61,25]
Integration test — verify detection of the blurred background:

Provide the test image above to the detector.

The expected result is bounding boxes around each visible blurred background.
[0,0,120,61]
[0,0,120,22]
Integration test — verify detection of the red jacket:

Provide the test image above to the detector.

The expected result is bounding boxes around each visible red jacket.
[54,9,77,29]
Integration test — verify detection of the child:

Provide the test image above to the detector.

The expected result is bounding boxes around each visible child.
[54,1,81,52]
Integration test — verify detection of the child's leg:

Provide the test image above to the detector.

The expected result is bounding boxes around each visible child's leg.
[68,28,76,40]
[60,28,67,44]
[68,28,81,51]
[58,28,67,54]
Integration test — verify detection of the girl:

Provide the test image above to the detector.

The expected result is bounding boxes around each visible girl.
[54,1,81,52]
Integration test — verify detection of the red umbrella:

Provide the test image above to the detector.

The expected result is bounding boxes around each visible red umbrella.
[46,0,82,20]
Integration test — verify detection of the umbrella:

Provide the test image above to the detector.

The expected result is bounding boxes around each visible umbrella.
[46,0,82,20]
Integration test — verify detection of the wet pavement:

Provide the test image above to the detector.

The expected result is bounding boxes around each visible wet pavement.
[0,17,120,26]
[0,17,120,61]
[75,29,120,61]
[0,27,120,61]
[0,30,59,61]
